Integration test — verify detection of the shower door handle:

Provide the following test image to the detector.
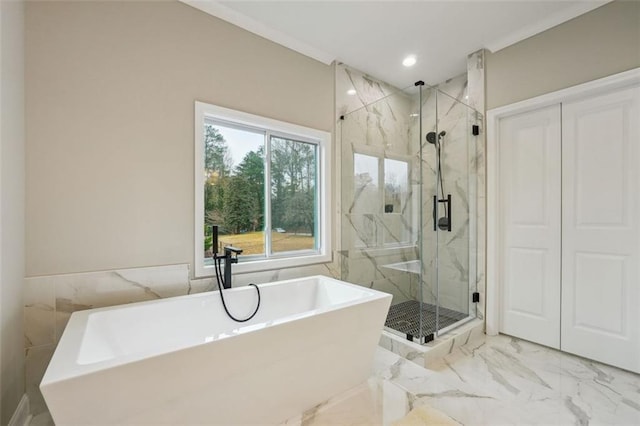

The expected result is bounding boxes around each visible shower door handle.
[434,194,452,232]
[432,195,437,231]
[446,194,452,232]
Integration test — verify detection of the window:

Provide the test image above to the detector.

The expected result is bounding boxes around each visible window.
[352,151,412,248]
[195,102,331,277]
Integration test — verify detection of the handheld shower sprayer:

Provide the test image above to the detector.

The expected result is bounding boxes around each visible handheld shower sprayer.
[426,131,451,232]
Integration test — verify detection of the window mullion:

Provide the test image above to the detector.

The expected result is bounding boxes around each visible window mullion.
[315,144,321,252]
[264,132,272,257]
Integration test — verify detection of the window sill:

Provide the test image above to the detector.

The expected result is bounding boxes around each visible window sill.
[195,252,332,278]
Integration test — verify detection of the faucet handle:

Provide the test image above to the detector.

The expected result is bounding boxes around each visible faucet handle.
[224,246,243,255]
[223,246,242,266]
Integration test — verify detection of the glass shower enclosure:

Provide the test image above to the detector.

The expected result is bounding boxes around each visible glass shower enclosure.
[340,81,481,343]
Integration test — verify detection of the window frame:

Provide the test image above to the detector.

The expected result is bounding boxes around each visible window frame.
[351,147,415,249]
[194,101,332,278]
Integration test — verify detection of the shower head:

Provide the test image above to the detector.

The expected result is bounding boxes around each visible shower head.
[425,131,446,144]
[426,132,436,144]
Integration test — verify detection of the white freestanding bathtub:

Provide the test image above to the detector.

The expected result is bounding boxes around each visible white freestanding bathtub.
[40,275,392,425]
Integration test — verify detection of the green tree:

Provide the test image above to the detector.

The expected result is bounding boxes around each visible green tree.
[203,125,231,229]
[235,148,265,231]
[223,175,257,234]
[283,190,315,236]
[204,125,232,177]
[270,140,287,229]
[270,138,316,235]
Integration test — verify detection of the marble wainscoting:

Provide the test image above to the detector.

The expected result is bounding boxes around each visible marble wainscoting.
[190,262,339,290]
[25,264,192,422]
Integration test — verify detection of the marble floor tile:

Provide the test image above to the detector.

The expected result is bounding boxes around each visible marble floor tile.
[293,335,639,426]
[387,335,640,426]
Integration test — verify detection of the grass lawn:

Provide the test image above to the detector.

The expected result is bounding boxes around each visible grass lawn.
[218,231,314,255]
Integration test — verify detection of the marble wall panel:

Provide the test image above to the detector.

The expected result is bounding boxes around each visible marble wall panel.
[337,64,417,260]
[467,49,486,113]
[24,279,55,348]
[52,264,190,339]
[467,49,486,322]
[24,264,191,418]
[336,62,405,119]
[341,249,419,302]
[195,261,339,290]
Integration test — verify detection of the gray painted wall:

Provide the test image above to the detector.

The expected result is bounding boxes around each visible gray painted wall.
[486,1,640,109]
[0,0,26,423]
[25,1,334,277]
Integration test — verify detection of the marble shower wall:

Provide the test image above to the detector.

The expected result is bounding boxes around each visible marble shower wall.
[337,60,486,324]
[467,49,487,322]
[337,64,421,303]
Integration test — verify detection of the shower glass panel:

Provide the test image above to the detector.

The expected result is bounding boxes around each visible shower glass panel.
[340,82,480,343]
[340,85,425,341]
[431,90,478,335]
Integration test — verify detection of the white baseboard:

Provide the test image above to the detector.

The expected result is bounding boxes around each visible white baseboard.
[8,394,31,426]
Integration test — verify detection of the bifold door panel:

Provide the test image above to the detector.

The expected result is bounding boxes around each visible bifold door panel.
[560,85,640,373]
[499,104,562,349]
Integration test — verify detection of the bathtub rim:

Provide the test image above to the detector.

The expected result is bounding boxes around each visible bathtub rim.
[41,275,391,386]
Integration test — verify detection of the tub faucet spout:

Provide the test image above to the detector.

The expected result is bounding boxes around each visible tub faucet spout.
[217,246,242,289]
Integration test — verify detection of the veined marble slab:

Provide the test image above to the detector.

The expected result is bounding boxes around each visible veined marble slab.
[25,264,190,420]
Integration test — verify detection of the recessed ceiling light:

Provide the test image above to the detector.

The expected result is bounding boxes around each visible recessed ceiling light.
[347,89,357,96]
[410,113,419,118]
[402,55,417,67]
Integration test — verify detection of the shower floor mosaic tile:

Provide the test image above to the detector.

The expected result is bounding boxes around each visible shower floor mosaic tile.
[31,334,640,425]
[385,300,469,342]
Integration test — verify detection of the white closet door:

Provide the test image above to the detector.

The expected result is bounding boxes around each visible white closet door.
[499,104,562,348]
[561,85,640,373]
